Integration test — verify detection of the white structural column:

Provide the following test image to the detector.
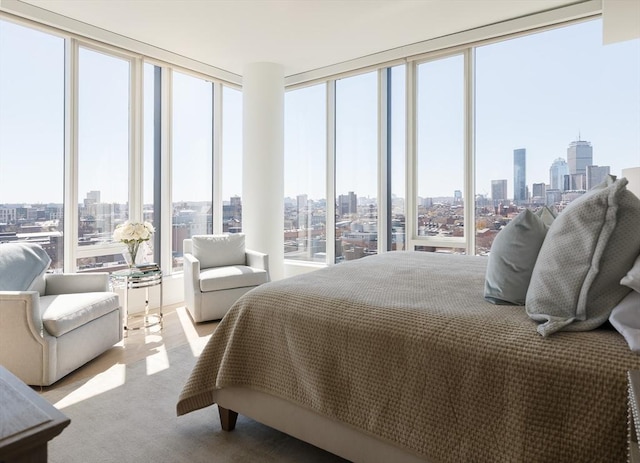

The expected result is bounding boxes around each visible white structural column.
[243,62,284,280]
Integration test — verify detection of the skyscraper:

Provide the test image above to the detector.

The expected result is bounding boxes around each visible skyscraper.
[549,157,569,191]
[513,148,526,204]
[567,138,593,176]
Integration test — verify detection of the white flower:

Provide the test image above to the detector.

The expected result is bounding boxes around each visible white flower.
[113,221,155,244]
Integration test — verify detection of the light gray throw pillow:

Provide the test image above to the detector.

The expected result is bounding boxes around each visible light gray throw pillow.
[0,242,51,291]
[192,234,246,269]
[484,209,550,305]
[526,176,640,336]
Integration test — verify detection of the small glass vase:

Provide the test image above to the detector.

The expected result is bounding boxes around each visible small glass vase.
[124,241,142,268]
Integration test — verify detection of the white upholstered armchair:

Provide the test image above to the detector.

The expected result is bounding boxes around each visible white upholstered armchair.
[0,243,122,386]
[183,234,269,322]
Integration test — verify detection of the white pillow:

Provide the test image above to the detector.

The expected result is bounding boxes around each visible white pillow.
[191,234,246,269]
[621,253,640,293]
[609,290,640,354]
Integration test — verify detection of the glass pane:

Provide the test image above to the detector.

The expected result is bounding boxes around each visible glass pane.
[78,48,130,269]
[0,20,65,270]
[390,65,406,251]
[222,86,242,233]
[416,55,465,243]
[335,71,378,263]
[284,83,327,262]
[172,71,213,272]
[475,19,640,255]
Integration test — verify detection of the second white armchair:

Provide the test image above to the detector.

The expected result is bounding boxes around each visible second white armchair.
[183,234,269,322]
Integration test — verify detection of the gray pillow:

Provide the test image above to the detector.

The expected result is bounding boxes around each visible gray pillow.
[0,242,51,291]
[191,234,246,269]
[484,209,550,305]
[535,206,556,227]
[621,253,640,293]
[526,176,640,336]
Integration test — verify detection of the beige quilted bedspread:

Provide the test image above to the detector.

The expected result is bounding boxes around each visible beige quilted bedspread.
[177,251,640,462]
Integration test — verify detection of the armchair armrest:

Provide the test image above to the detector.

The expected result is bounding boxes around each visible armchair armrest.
[0,291,43,337]
[246,250,269,278]
[45,273,110,295]
[0,291,55,386]
[184,253,201,290]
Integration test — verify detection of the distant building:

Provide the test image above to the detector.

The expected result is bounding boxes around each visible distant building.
[567,138,593,176]
[549,157,569,191]
[513,148,526,204]
[570,173,586,191]
[546,189,562,206]
[84,190,100,207]
[453,190,462,204]
[491,179,507,204]
[586,165,610,190]
[532,183,546,203]
[296,194,308,229]
[338,191,357,216]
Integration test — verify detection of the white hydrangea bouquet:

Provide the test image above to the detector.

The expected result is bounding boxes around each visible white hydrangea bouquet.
[113,220,155,267]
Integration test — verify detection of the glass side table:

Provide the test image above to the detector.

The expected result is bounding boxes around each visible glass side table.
[111,264,163,334]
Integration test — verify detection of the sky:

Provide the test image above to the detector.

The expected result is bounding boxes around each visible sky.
[1,17,639,205]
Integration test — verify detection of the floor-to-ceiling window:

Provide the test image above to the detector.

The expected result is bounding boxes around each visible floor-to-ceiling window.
[0,20,65,270]
[284,83,327,262]
[415,54,466,254]
[4,9,637,281]
[171,71,213,272]
[335,71,378,263]
[222,86,242,233]
[474,18,640,255]
[76,47,131,270]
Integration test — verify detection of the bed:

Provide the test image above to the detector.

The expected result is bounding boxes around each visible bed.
[176,250,640,463]
[177,173,640,462]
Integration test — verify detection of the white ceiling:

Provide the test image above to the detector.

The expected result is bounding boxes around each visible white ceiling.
[16,0,581,78]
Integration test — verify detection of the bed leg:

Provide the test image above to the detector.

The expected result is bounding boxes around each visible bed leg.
[218,406,238,431]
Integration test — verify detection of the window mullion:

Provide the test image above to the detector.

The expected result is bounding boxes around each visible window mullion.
[326,80,336,265]
[464,48,476,256]
[64,37,79,271]
[377,68,390,252]
[212,82,223,234]
[405,62,417,250]
[130,56,144,223]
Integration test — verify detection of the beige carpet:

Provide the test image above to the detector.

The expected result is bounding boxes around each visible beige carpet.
[41,342,348,463]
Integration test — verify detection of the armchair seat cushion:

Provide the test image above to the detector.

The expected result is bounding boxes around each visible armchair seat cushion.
[199,265,269,292]
[41,292,120,337]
